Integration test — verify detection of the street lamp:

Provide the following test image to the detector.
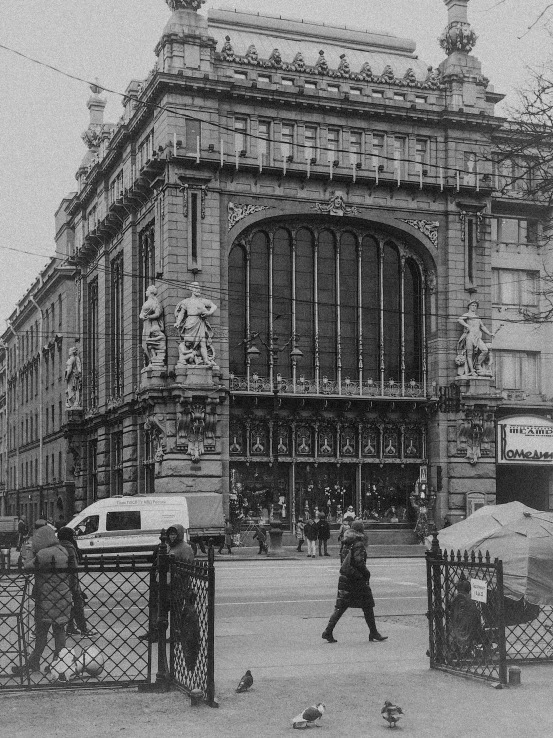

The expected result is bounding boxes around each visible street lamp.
[247,329,302,555]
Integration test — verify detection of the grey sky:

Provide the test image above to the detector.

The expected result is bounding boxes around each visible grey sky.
[0,0,551,326]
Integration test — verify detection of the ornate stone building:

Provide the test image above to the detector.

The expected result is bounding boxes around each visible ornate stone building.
[1,258,77,526]
[6,0,551,533]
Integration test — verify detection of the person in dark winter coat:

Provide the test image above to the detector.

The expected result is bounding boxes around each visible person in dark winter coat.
[57,527,98,637]
[12,526,73,675]
[316,515,331,557]
[322,521,388,643]
[16,516,28,551]
[303,517,318,558]
[252,524,268,554]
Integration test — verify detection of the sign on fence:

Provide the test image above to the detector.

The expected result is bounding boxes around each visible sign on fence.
[470,579,488,603]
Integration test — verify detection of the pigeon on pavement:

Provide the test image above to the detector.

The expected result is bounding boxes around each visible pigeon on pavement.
[292,703,326,729]
[236,669,253,692]
[381,700,404,728]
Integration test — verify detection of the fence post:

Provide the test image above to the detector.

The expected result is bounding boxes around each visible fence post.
[155,529,171,691]
[425,527,444,665]
[495,559,508,686]
[206,542,218,707]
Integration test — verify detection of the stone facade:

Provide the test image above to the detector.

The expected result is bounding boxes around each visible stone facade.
[2,0,552,531]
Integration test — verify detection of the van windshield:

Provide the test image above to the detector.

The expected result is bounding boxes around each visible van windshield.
[75,515,99,536]
[106,510,141,531]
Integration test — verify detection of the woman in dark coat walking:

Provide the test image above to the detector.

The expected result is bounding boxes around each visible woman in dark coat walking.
[322,521,388,643]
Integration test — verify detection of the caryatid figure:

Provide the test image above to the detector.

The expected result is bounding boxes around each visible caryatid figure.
[65,347,82,409]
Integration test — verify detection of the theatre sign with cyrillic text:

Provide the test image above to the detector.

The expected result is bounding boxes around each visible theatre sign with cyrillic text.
[497,416,553,465]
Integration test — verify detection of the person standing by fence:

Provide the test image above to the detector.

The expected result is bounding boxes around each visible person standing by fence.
[12,526,72,675]
[57,527,98,637]
[322,521,388,643]
[316,513,331,557]
[16,516,28,552]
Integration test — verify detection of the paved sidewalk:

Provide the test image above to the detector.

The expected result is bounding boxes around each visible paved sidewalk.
[2,571,552,737]
[215,543,426,560]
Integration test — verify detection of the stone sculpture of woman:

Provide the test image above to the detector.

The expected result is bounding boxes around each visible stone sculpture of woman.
[139,285,167,369]
[174,282,217,367]
[65,347,82,409]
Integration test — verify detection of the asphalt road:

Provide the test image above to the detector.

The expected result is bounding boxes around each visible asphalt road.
[215,557,428,619]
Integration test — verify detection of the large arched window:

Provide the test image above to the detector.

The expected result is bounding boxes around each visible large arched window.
[228,221,427,396]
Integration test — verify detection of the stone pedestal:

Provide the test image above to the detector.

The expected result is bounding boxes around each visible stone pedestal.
[454,375,501,399]
[266,504,285,556]
[140,365,167,388]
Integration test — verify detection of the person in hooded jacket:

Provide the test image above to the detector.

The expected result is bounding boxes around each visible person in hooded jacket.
[316,514,331,557]
[322,521,388,644]
[57,527,98,637]
[138,523,194,642]
[12,526,73,675]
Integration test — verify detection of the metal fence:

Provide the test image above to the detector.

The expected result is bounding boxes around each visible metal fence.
[0,560,152,692]
[426,542,508,685]
[150,538,217,706]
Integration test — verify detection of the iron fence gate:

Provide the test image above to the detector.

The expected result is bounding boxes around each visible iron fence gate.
[150,540,216,706]
[0,561,152,692]
[426,542,508,685]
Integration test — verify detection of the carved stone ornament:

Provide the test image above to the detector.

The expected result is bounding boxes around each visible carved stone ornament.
[457,409,495,465]
[166,0,206,11]
[228,202,271,231]
[439,21,477,55]
[144,414,167,464]
[313,191,359,217]
[215,42,444,90]
[65,347,83,409]
[401,219,439,248]
[177,401,217,462]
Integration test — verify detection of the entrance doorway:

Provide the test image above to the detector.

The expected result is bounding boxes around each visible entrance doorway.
[496,466,553,510]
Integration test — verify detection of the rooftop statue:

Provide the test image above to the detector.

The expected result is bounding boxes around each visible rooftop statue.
[166,0,206,11]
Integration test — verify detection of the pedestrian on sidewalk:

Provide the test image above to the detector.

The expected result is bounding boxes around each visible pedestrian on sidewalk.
[295,517,305,552]
[16,515,28,552]
[12,525,72,675]
[219,518,234,555]
[337,519,351,556]
[316,513,331,557]
[57,527,98,637]
[322,520,387,643]
[252,524,268,554]
[303,517,318,558]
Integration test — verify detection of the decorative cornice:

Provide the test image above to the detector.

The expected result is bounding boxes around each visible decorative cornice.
[401,219,439,248]
[228,202,272,231]
[218,36,443,90]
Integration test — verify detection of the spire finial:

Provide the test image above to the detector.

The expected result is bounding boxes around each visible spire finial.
[166,0,206,10]
[439,0,477,55]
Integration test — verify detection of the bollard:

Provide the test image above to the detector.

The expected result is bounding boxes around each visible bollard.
[508,666,521,686]
[190,688,204,706]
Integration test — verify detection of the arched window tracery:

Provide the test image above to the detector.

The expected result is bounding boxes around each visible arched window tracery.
[228,221,427,397]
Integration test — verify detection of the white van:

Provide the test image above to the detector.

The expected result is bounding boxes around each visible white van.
[66,494,224,557]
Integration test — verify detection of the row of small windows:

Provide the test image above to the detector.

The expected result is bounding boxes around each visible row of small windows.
[233,117,431,172]
[8,450,64,490]
[233,70,428,104]
[7,297,63,370]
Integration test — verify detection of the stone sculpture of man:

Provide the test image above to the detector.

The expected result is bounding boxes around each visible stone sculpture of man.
[456,300,496,376]
[174,282,217,366]
[65,347,82,409]
[139,285,167,369]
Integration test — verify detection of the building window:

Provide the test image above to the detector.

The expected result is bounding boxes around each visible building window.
[139,223,156,300]
[304,126,319,162]
[490,217,539,244]
[493,156,532,192]
[234,70,248,80]
[281,123,295,160]
[111,431,124,496]
[258,74,271,84]
[327,84,340,94]
[258,120,271,161]
[88,439,98,503]
[142,428,156,495]
[372,133,385,169]
[492,269,539,307]
[87,278,99,408]
[229,223,425,391]
[350,130,363,166]
[138,130,154,170]
[185,119,201,153]
[463,152,477,186]
[111,256,124,398]
[415,139,428,172]
[495,351,540,393]
[415,95,427,104]
[327,128,340,164]
[282,77,294,86]
[234,117,247,155]
[350,87,362,96]
[393,93,406,101]
[304,81,317,90]
[372,89,384,98]
[392,136,407,178]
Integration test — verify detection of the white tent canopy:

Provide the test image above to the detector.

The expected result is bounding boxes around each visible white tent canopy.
[426,502,553,606]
